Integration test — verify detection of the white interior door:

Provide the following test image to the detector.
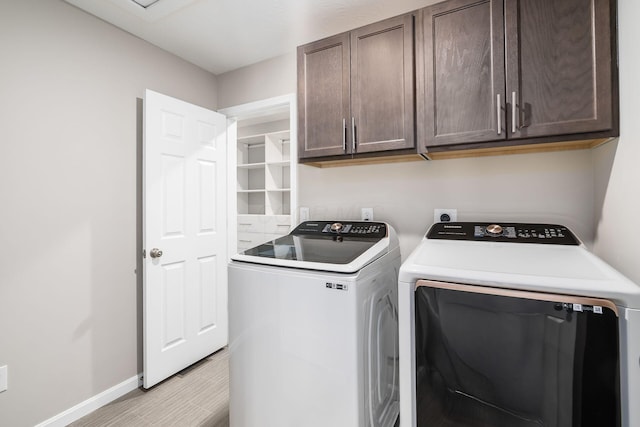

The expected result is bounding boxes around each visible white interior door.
[143,89,228,388]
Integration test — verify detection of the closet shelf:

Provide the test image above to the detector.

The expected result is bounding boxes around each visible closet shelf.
[237,162,266,169]
[266,161,290,167]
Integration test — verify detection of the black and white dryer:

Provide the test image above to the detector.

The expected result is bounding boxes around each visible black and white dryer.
[398,222,640,427]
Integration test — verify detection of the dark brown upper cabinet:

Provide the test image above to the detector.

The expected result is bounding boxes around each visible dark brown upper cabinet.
[418,0,618,157]
[419,0,506,147]
[298,14,415,162]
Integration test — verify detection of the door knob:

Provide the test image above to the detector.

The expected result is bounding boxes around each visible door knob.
[150,248,163,258]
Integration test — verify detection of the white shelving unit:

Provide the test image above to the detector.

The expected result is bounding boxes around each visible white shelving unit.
[222,94,297,253]
[237,130,291,216]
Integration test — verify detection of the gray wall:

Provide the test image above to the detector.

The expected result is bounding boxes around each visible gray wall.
[592,0,640,284]
[0,1,218,425]
[297,151,595,261]
[217,52,296,109]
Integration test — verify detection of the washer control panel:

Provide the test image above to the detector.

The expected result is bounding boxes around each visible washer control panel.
[428,222,579,245]
[292,221,387,239]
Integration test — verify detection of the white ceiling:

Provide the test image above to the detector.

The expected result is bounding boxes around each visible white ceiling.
[64,0,434,75]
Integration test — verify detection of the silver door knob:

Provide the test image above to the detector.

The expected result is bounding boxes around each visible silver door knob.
[150,248,163,258]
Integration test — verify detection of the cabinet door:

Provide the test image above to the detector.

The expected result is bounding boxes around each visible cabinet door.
[505,0,614,139]
[351,14,415,154]
[297,33,351,159]
[419,0,506,148]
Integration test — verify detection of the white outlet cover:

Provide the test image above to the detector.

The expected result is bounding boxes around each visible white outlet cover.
[434,208,457,223]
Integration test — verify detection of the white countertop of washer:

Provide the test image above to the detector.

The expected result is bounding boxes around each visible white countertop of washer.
[399,238,640,309]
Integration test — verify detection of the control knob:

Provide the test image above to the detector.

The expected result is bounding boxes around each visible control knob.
[330,222,344,232]
[485,224,503,236]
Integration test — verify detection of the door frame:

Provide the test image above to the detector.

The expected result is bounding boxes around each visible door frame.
[219,93,298,256]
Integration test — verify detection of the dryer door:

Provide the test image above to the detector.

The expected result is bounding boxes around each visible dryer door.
[414,280,620,427]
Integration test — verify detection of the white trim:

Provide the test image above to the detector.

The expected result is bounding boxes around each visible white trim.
[35,374,143,427]
[288,94,298,226]
[226,117,239,260]
[218,94,295,120]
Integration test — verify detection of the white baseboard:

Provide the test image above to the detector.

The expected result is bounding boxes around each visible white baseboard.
[35,374,143,427]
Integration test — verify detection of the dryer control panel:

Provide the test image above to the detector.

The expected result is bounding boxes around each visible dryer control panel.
[292,221,387,239]
[427,222,580,245]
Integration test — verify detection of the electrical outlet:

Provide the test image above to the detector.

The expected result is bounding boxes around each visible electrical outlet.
[0,365,7,393]
[299,207,310,222]
[434,208,457,223]
[361,208,374,221]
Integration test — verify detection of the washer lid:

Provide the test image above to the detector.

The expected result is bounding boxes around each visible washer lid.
[232,221,392,273]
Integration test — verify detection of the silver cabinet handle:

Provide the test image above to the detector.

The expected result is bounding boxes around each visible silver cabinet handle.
[351,117,356,152]
[150,248,163,259]
[496,94,501,135]
[512,91,517,134]
[342,118,346,151]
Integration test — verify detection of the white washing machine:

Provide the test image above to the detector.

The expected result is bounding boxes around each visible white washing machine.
[228,220,401,427]
[398,222,640,427]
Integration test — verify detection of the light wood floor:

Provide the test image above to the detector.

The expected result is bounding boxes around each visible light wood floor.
[69,348,229,427]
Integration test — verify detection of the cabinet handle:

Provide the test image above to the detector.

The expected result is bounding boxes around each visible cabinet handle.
[512,91,517,134]
[496,94,501,135]
[351,117,356,152]
[342,118,346,151]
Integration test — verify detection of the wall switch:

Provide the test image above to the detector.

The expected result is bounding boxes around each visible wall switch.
[299,207,310,222]
[434,208,457,223]
[0,365,7,392]
[361,208,374,221]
